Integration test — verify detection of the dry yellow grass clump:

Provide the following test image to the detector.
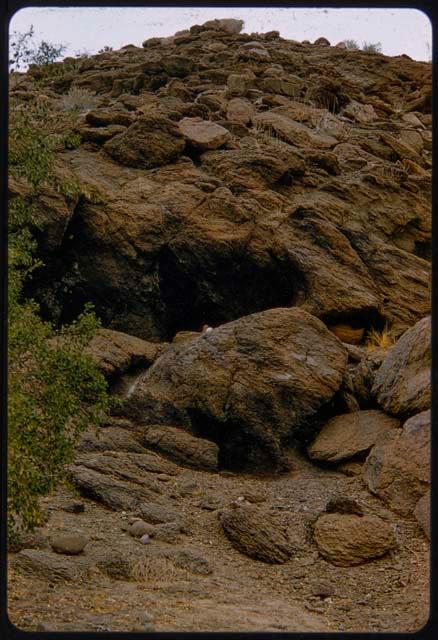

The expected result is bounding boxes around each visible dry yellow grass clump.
[365,326,396,351]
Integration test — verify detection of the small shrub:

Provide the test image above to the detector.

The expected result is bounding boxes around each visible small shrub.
[9,25,66,71]
[362,41,382,54]
[365,325,396,351]
[8,92,110,545]
[61,86,99,112]
[341,39,359,50]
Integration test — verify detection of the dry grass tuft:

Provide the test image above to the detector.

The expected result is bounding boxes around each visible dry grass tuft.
[365,325,397,351]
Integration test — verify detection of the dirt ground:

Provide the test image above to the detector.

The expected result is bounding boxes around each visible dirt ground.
[8,450,429,633]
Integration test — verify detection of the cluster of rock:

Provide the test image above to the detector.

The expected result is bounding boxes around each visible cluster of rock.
[10,17,430,582]
[10,17,430,343]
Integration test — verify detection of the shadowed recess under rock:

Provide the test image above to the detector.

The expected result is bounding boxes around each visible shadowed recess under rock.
[157,245,307,340]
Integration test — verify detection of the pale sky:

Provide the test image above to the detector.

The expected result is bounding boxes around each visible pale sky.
[9,6,432,63]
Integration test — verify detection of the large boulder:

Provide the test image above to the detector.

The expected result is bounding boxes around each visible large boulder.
[103,113,186,168]
[126,308,348,470]
[362,410,430,516]
[307,410,400,463]
[372,316,430,417]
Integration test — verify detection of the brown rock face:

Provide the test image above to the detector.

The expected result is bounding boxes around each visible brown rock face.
[372,316,430,417]
[126,307,347,470]
[362,410,430,516]
[139,425,219,471]
[103,113,186,168]
[220,506,293,563]
[307,410,400,463]
[86,328,166,378]
[313,513,396,566]
[14,26,431,342]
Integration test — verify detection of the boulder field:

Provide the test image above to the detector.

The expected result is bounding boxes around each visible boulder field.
[9,18,431,634]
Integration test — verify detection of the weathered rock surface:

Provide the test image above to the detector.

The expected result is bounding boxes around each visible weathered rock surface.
[414,490,430,540]
[313,513,396,566]
[362,410,430,516]
[220,506,293,563]
[178,117,231,150]
[308,410,400,463]
[372,317,430,417]
[11,549,92,582]
[86,328,166,378]
[127,308,347,470]
[103,113,186,168]
[139,425,219,470]
[69,465,157,511]
[18,28,430,343]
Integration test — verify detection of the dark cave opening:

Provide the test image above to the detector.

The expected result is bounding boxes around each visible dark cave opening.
[157,245,307,340]
[322,307,387,336]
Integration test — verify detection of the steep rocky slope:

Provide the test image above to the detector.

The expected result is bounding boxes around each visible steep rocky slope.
[9,19,431,633]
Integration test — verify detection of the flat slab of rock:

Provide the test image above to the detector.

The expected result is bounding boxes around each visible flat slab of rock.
[50,534,88,555]
[362,409,430,516]
[77,426,147,454]
[313,513,396,566]
[128,308,347,471]
[220,505,293,564]
[86,328,166,378]
[12,549,92,582]
[69,465,158,511]
[140,425,219,470]
[178,117,231,150]
[307,410,400,463]
[372,316,430,417]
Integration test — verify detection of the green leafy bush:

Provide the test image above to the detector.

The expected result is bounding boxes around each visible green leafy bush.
[8,92,110,544]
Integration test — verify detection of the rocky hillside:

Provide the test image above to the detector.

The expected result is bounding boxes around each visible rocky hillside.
[9,19,431,633]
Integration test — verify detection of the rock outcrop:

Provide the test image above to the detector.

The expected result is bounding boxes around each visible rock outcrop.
[13,23,430,344]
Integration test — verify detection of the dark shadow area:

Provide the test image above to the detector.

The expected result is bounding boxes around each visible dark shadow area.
[158,245,307,340]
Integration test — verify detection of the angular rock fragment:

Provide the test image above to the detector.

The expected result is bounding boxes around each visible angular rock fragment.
[308,410,400,463]
[372,317,431,417]
[178,117,231,150]
[362,410,430,516]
